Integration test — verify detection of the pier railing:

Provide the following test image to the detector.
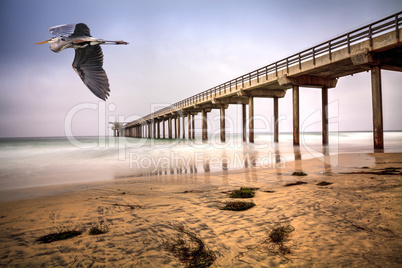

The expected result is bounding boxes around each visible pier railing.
[128,11,402,126]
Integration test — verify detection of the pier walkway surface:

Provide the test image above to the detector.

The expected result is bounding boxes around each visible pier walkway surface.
[116,11,402,149]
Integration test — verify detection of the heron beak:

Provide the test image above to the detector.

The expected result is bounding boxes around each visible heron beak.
[34,38,54,45]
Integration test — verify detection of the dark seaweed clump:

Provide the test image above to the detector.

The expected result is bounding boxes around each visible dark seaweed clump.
[292,171,307,176]
[89,226,109,235]
[268,225,295,254]
[284,181,307,187]
[229,187,255,198]
[164,224,216,268]
[221,201,256,211]
[37,230,83,244]
[316,181,333,186]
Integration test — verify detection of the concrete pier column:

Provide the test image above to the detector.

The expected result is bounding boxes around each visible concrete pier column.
[148,123,151,138]
[322,87,329,144]
[157,121,160,139]
[292,85,300,145]
[174,118,177,138]
[182,116,186,139]
[220,106,226,143]
[249,97,254,143]
[371,65,384,149]
[162,120,165,139]
[168,118,172,139]
[274,97,279,142]
[242,104,247,142]
[153,120,156,139]
[188,114,191,140]
[177,116,181,139]
[192,115,195,139]
[202,109,208,142]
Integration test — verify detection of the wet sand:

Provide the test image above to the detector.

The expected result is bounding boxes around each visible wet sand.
[0,153,401,267]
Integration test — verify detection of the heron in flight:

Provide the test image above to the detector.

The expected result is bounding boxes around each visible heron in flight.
[35,23,128,100]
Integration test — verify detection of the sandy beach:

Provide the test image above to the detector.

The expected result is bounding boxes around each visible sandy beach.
[0,152,401,267]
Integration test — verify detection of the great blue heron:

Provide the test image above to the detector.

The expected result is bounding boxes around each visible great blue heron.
[35,23,128,100]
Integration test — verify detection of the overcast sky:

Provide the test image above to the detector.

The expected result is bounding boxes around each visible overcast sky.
[0,0,401,138]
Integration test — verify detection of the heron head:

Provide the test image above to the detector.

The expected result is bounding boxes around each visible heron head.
[35,37,67,52]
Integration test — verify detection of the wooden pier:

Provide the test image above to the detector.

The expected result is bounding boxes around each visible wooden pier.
[120,12,402,149]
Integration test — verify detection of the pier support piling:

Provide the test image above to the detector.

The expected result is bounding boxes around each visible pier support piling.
[202,109,208,142]
[174,118,177,138]
[249,97,254,143]
[371,65,384,149]
[168,118,172,139]
[153,120,156,139]
[292,85,300,145]
[182,116,186,139]
[192,115,195,139]
[274,97,279,142]
[162,120,165,139]
[177,116,181,139]
[242,104,247,142]
[322,87,329,144]
[220,106,226,143]
[187,114,191,140]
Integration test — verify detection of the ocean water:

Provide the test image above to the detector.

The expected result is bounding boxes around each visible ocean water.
[0,132,401,193]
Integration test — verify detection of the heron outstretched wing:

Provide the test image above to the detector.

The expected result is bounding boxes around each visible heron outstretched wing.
[72,45,110,100]
[49,23,91,37]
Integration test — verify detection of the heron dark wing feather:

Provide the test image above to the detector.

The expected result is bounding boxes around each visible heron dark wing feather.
[71,23,91,37]
[72,45,110,100]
